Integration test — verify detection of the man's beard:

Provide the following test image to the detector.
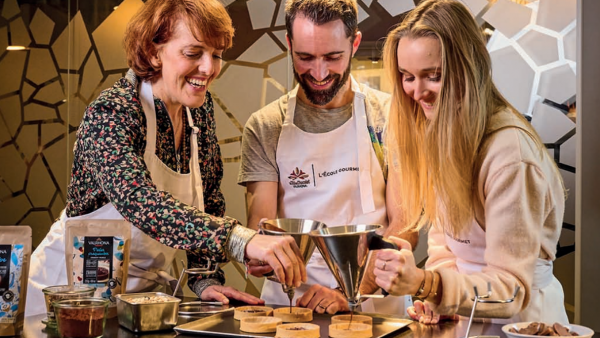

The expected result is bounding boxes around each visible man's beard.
[293,58,352,106]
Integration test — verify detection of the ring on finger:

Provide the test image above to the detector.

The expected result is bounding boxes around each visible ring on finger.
[317,303,327,310]
[382,260,387,270]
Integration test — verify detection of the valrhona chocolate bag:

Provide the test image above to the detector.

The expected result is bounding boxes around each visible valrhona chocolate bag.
[65,220,131,318]
[0,226,32,337]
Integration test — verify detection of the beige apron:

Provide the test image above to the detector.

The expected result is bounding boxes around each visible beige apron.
[26,80,204,316]
[443,220,569,324]
[261,77,411,315]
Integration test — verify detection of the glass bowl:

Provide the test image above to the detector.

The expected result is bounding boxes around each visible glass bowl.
[42,285,96,328]
[54,298,109,338]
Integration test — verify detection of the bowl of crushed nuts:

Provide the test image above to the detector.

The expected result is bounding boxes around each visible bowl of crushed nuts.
[502,322,594,338]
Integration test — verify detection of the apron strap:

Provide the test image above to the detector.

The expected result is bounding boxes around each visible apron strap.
[185,107,205,212]
[140,81,158,158]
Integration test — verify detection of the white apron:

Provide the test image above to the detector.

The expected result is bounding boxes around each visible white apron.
[26,80,205,316]
[444,220,569,324]
[261,78,411,315]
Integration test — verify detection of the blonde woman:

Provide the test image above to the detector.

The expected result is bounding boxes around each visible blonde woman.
[373,0,568,325]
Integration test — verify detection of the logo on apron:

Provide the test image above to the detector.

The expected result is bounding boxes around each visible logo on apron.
[288,167,312,188]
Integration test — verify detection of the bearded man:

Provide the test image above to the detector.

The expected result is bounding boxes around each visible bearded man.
[238,0,417,315]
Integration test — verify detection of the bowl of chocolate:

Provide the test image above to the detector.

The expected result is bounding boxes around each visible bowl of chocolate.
[42,285,96,328]
[53,298,109,338]
[502,322,594,338]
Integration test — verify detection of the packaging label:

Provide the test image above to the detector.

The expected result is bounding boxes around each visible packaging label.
[72,236,125,305]
[83,237,113,284]
[0,244,24,324]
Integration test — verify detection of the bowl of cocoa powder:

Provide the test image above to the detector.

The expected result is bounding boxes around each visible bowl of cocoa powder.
[53,298,109,338]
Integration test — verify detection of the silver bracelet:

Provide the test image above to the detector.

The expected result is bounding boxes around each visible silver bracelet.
[192,278,222,298]
[227,225,257,263]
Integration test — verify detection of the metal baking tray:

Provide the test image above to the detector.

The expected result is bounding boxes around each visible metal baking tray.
[174,308,412,338]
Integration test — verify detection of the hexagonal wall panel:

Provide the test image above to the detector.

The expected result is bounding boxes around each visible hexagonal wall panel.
[483,0,532,39]
[30,9,54,45]
[490,45,535,115]
[517,29,559,66]
[378,0,415,17]
[52,12,91,71]
[537,64,576,105]
[536,0,576,33]
[9,16,31,47]
[0,145,26,192]
[247,0,276,30]
[27,48,59,85]
[237,34,283,64]
[0,51,26,96]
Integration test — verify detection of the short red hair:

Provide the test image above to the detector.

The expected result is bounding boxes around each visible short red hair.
[124,0,234,82]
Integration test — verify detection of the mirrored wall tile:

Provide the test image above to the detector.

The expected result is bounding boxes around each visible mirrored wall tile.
[531,101,574,144]
[378,0,415,17]
[221,162,246,223]
[9,17,30,47]
[67,97,88,128]
[80,53,103,101]
[92,0,143,71]
[537,64,575,105]
[237,33,283,64]
[0,95,22,137]
[265,79,284,107]
[0,50,26,96]
[458,0,488,17]
[1,0,19,19]
[22,82,36,103]
[517,29,559,66]
[0,194,31,224]
[35,80,65,105]
[490,45,535,115]
[0,145,26,192]
[219,0,236,7]
[27,48,58,85]
[560,169,575,225]
[26,157,55,207]
[0,180,10,198]
[212,65,264,126]
[10,17,31,47]
[50,192,64,220]
[563,27,576,63]
[15,124,37,160]
[483,0,532,39]
[25,103,54,121]
[20,210,53,248]
[268,56,289,92]
[357,5,369,24]
[275,0,286,26]
[219,141,240,160]
[52,12,91,71]
[42,136,68,195]
[41,123,65,148]
[0,26,8,51]
[247,0,276,30]
[272,30,287,48]
[561,134,576,170]
[0,118,11,144]
[30,8,54,45]
[536,0,576,33]
[213,102,242,141]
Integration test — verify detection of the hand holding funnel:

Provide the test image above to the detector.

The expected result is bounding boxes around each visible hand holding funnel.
[258,218,327,310]
[308,224,397,312]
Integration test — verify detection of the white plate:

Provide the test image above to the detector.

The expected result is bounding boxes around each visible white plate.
[501,322,594,338]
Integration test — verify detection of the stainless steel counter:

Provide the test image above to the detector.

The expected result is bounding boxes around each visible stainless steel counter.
[23,313,506,338]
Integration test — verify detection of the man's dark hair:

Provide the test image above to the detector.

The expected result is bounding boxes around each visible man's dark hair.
[285,0,358,40]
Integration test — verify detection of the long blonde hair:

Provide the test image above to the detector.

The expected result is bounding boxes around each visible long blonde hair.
[384,0,549,235]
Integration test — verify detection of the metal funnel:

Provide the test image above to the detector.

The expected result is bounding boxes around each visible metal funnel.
[309,224,397,307]
[260,218,327,265]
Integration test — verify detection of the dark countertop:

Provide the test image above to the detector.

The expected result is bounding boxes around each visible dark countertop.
[23,313,506,338]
